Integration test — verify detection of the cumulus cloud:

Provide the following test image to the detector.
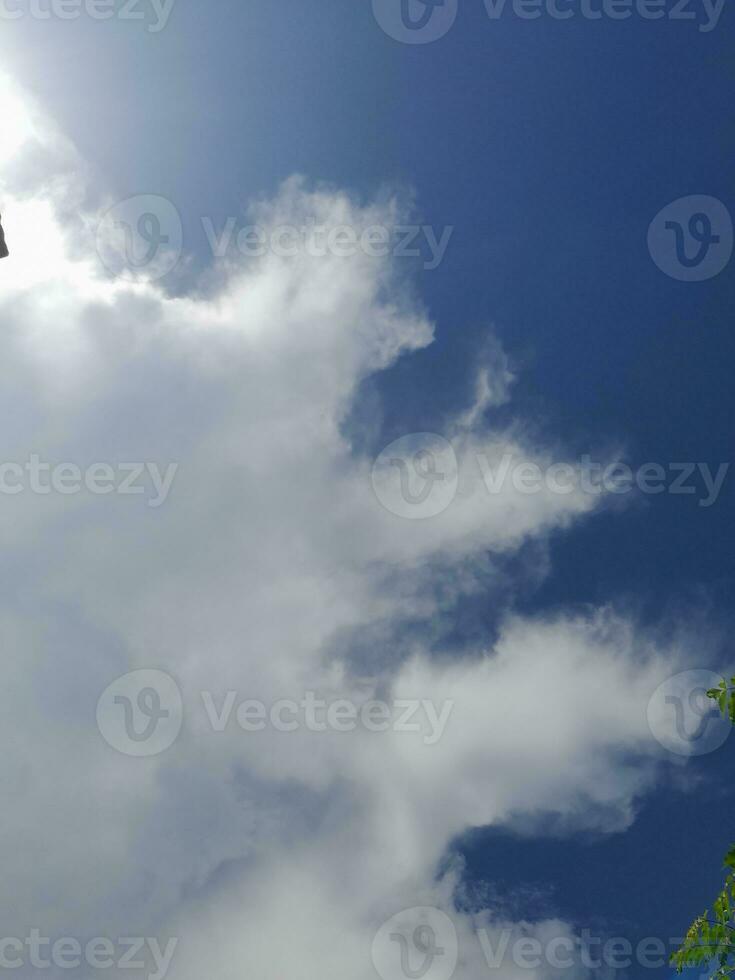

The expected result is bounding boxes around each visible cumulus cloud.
[0,75,692,979]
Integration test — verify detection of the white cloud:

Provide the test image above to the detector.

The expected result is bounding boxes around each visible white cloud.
[0,75,692,979]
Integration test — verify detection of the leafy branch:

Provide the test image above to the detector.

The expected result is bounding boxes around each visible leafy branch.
[672,676,735,980]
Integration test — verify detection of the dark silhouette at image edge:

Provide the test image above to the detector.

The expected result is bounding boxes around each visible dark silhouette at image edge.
[0,215,9,259]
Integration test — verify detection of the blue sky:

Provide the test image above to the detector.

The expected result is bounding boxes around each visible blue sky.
[1,2,734,979]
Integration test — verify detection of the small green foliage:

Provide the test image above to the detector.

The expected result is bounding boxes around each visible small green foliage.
[671,868,735,978]
[672,679,735,980]
[706,677,735,725]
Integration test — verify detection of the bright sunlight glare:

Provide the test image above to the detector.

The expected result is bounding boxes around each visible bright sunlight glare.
[0,80,36,160]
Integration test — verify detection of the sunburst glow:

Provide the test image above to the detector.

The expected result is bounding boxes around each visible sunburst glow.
[0,81,35,160]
